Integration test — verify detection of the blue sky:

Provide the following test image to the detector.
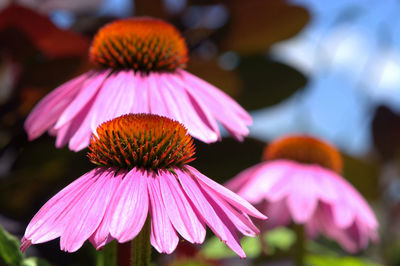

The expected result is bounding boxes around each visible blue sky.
[250,0,400,155]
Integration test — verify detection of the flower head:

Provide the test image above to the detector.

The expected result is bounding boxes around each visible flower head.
[226,134,378,253]
[88,113,195,170]
[21,114,266,257]
[24,17,251,151]
[89,18,188,71]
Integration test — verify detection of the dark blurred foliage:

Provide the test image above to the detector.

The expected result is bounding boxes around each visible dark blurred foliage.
[372,105,400,162]
[0,0,391,265]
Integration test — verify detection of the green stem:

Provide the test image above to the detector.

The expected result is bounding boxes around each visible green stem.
[96,240,117,266]
[294,224,306,266]
[131,217,152,266]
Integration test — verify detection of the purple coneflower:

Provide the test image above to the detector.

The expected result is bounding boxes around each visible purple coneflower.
[24,18,251,151]
[21,114,266,259]
[226,135,378,253]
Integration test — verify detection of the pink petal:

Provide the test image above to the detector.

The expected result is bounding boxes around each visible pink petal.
[24,169,101,244]
[147,172,179,254]
[331,198,356,229]
[24,71,91,140]
[54,70,110,130]
[335,177,378,229]
[225,164,257,193]
[130,73,150,114]
[153,74,218,142]
[158,171,205,244]
[90,71,136,131]
[177,70,251,140]
[68,71,132,151]
[186,166,266,220]
[204,190,246,258]
[285,171,319,223]
[313,203,359,253]
[179,70,251,123]
[89,171,124,249]
[60,169,116,252]
[160,73,220,141]
[175,168,228,242]
[53,99,94,148]
[203,187,260,237]
[109,168,149,243]
[229,161,289,203]
[262,200,291,229]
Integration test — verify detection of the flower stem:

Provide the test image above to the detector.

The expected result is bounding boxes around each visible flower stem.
[96,240,117,266]
[131,217,152,266]
[294,224,305,266]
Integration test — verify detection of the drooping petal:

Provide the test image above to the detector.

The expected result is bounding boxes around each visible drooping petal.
[59,169,117,252]
[227,161,288,203]
[158,171,205,244]
[88,171,124,249]
[334,176,378,229]
[178,70,251,140]
[68,71,130,150]
[175,168,228,242]
[24,168,102,244]
[203,187,260,237]
[152,74,218,142]
[130,73,150,114]
[24,72,91,140]
[262,200,291,229]
[187,166,266,219]
[202,188,246,258]
[53,98,94,148]
[109,168,149,243]
[147,172,179,254]
[90,71,136,132]
[285,171,319,223]
[54,70,111,130]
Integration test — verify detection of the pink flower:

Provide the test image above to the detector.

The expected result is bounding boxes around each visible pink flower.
[21,114,266,257]
[226,135,378,253]
[24,18,251,151]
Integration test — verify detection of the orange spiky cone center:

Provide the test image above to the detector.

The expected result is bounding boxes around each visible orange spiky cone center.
[88,114,195,171]
[263,135,343,173]
[89,17,188,72]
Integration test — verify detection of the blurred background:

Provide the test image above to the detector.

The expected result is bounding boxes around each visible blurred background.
[0,0,399,265]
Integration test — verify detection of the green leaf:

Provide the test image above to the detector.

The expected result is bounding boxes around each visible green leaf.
[0,224,23,265]
[264,227,296,252]
[201,235,261,259]
[21,257,52,266]
[201,236,238,259]
[306,254,383,266]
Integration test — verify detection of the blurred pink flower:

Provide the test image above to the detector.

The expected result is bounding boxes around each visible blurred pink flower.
[21,114,265,257]
[226,135,378,253]
[24,18,251,151]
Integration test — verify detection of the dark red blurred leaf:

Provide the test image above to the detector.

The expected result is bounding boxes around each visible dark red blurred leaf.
[0,4,90,58]
[134,0,170,19]
[222,0,310,54]
[372,105,400,161]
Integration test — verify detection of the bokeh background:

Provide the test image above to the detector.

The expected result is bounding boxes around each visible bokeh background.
[0,0,399,265]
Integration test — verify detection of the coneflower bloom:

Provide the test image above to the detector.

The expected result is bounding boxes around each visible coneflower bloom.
[21,114,266,257]
[24,17,252,151]
[226,135,378,253]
